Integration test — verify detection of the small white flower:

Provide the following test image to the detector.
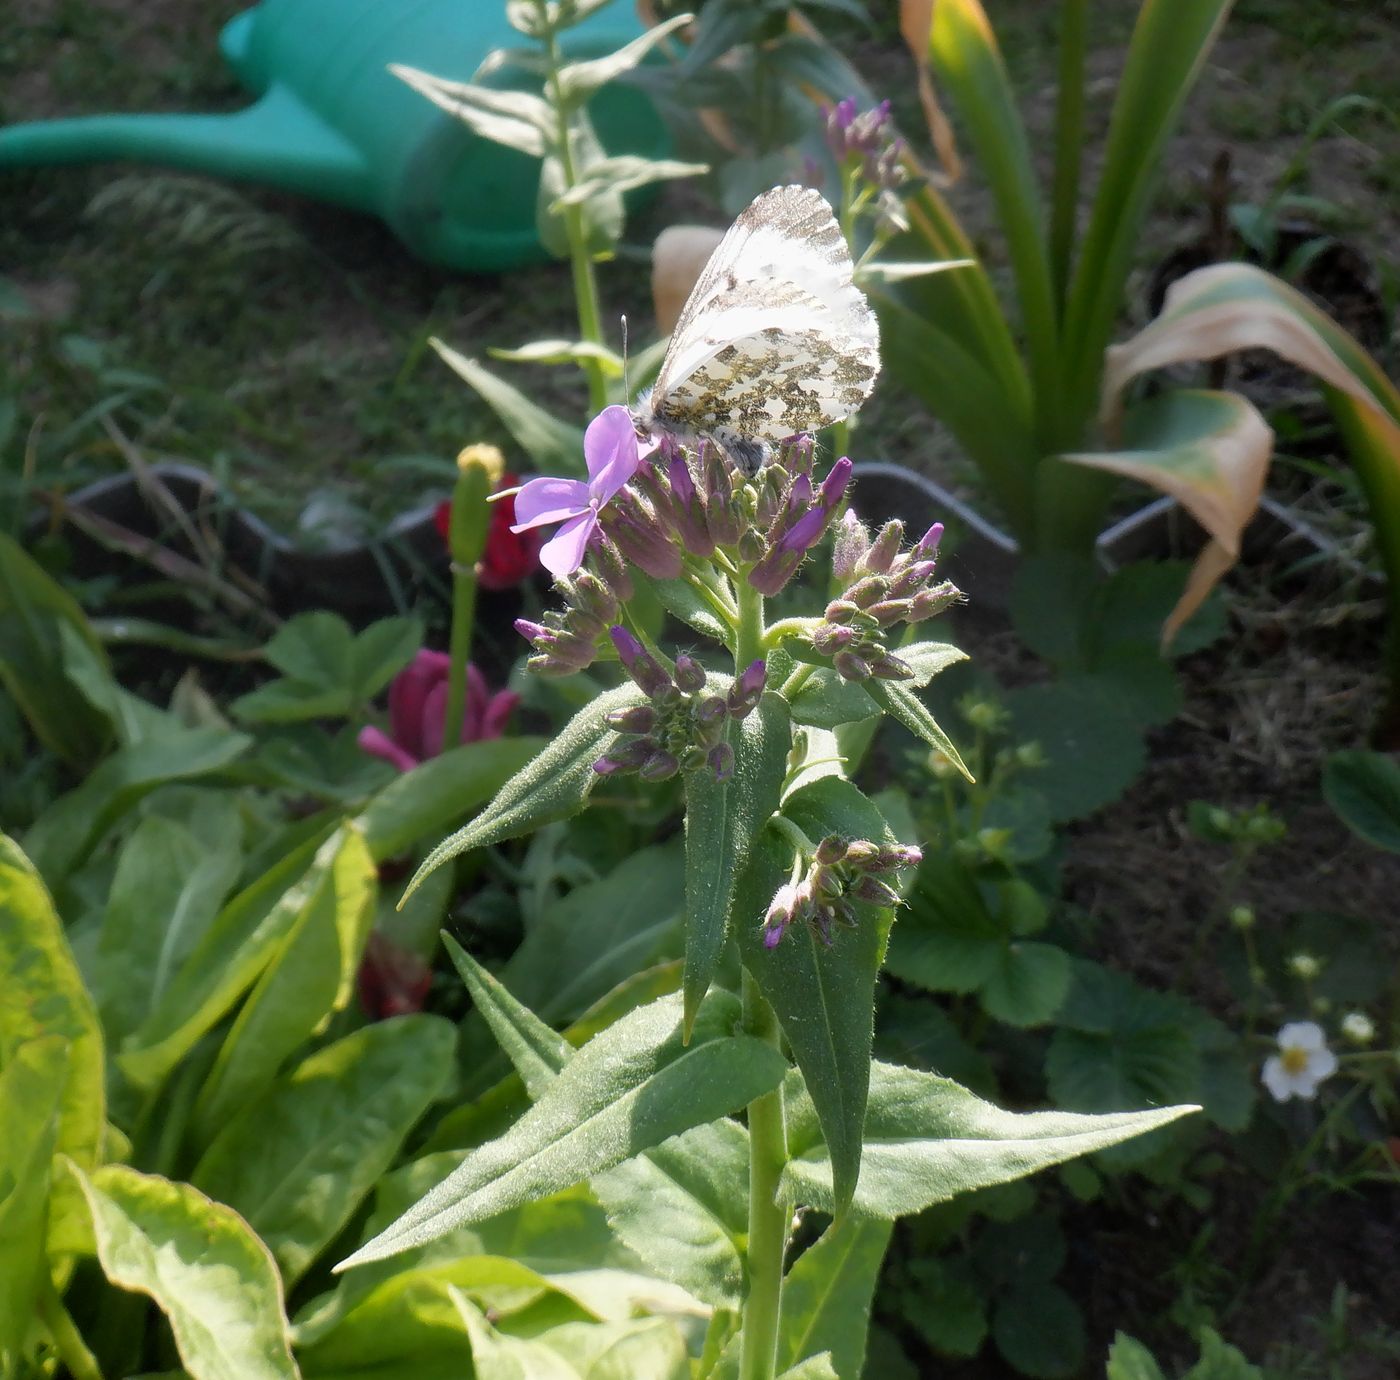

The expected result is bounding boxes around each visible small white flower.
[1262,1021,1338,1102]
[1341,1011,1375,1045]
[1287,952,1322,981]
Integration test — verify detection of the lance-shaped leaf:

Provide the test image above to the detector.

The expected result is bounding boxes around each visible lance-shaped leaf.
[776,1215,891,1380]
[551,155,709,210]
[402,682,647,903]
[390,65,553,158]
[489,339,626,376]
[896,0,963,181]
[557,13,693,100]
[864,679,973,780]
[683,689,791,1034]
[431,338,586,476]
[781,1060,1197,1217]
[191,824,378,1141]
[70,1162,299,1380]
[1097,262,1400,637]
[735,778,897,1215]
[445,943,749,1309]
[193,1015,455,1286]
[335,993,785,1271]
[1065,389,1272,643]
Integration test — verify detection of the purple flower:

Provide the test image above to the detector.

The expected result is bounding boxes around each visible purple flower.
[511,406,654,577]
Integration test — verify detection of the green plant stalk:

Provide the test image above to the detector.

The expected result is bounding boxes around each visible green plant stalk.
[445,563,479,747]
[545,30,610,416]
[1048,0,1088,310]
[739,966,788,1380]
[38,1274,105,1380]
[443,456,493,748]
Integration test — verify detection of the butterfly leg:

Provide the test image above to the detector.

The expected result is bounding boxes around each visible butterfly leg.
[710,426,768,479]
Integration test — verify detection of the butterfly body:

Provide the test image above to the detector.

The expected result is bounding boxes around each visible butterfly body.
[634,185,880,477]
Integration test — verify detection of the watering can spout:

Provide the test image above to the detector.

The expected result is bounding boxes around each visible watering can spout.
[0,88,371,211]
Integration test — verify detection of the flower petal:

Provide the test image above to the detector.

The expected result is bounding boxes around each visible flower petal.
[1261,1056,1297,1103]
[512,476,591,530]
[1310,1047,1339,1080]
[1280,1021,1327,1052]
[538,511,596,576]
[357,725,419,774]
[584,405,644,503]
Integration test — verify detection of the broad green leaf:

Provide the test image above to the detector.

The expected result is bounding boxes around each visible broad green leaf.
[1185,1327,1263,1379]
[736,777,897,1215]
[683,689,790,1032]
[992,1281,1084,1378]
[193,1015,455,1286]
[927,0,1058,425]
[864,679,972,780]
[886,856,1005,994]
[357,735,544,862]
[777,1356,840,1380]
[1323,750,1400,853]
[337,993,786,1270]
[978,941,1071,1028]
[431,339,586,476]
[647,576,731,644]
[119,821,338,1090]
[0,1037,66,1360]
[776,1216,891,1380]
[0,835,104,1252]
[788,668,878,730]
[348,617,423,702]
[95,815,242,1052]
[781,1060,1196,1217]
[0,530,110,765]
[1061,0,1236,426]
[192,824,377,1141]
[22,726,251,889]
[403,684,646,903]
[453,1291,585,1379]
[593,1120,749,1310]
[447,937,570,1100]
[1106,1334,1167,1380]
[556,14,693,101]
[536,1314,691,1380]
[391,65,553,157]
[70,1162,298,1380]
[59,620,170,746]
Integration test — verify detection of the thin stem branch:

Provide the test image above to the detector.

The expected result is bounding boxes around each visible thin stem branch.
[739,968,789,1380]
[38,1274,105,1380]
[444,561,478,749]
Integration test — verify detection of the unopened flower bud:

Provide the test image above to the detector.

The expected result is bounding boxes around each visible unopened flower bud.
[867,599,912,628]
[908,582,962,621]
[680,746,709,773]
[695,695,729,730]
[815,834,849,866]
[674,654,707,693]
[852,875,900,907]
[912,521,945,561]
[870,654,915,681]
[1228,904,1256,931]
[738,528,768,564]
[1341,1011,1375,1045]
[1287,952,1322,981]
[609,626,674,699]
[606,704,657,735]
[707,741,735,782]
[847,575,889,610]
[833,650,871,681]
[843,840,880,868]
[832,510,871,581]
[824,599,860,625]
[812,623,860,656]
[727,659,767,717]
[860,520,904,576]
[639,750,681,782]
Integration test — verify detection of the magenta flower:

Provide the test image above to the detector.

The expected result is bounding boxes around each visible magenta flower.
[511,405,653,577]
[358,649,518,772]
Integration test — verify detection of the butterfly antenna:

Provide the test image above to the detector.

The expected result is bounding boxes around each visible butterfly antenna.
[621,314,632,404]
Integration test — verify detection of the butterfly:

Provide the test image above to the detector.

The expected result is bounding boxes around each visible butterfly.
[632,184,880,477]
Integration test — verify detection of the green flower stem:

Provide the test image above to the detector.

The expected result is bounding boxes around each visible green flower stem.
[545,30,610,416]
[740,967,789,1380]
[778,663,816,701]
[38,1274,105,1380]
[444,562,479,747]
[735,578,765,669]
[769,813,818,860]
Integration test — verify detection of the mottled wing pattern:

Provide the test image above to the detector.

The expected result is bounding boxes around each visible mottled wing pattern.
[648,185,880,443]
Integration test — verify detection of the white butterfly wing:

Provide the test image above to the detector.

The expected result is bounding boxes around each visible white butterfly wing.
[649,186,879,443]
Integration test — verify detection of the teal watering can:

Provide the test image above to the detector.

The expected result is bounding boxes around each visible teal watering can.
[0,0,667,271]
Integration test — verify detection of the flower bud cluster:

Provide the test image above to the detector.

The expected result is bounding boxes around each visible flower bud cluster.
[762,833,923,949]
[515,568,624,678]
[813,513,962,682]
[592,627,766,784]
[746,445,853,595]
[825,98,906,194]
